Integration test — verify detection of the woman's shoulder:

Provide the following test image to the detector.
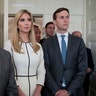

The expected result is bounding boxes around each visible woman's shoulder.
[4,39,12,50]
[5,39,12,44]
[36,42,41,46]
[36,42,43,51]
[36,42,42,48]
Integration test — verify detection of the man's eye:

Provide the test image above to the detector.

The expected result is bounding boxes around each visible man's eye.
[60,16,64,19]
[59,16,69,19]
[66,16,69,19]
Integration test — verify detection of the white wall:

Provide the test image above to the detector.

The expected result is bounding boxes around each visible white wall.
[0,0,4,47]
[5,0,85,41]
[86,0,96,71]
[4,0,8,45]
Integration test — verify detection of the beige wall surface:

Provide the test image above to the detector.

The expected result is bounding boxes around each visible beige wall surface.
[3,0,85,43]
[0,0,4,47]
[8,0,84,15]
[7,0,84,39]
[86,0,96,71]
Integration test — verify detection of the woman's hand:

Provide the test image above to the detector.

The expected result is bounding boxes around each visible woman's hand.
[32,84,42,96]
[17,87,25,96]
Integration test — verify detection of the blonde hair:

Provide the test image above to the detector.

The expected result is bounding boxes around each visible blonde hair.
[12,9,40,53]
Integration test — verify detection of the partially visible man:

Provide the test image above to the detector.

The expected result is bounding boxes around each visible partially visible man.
[72,31,94,96]
[0,48,17,96]
[40,21,55,44]
[34,24,41,43]
[45,21,55,38]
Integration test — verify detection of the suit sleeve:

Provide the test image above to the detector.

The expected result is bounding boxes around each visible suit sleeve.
[87,48,94,71]
[42,41,60,95]
[67,39,88,95]
[5,52,18,96]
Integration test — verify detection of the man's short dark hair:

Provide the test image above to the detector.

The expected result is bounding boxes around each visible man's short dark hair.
[53,7,70,20]
[45,22,54,28]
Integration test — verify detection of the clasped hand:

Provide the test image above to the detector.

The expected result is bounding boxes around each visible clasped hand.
[55,89,70,96]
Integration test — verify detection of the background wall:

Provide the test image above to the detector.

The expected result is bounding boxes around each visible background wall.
[7,0,85,39]
[86,1,96,71]
[0,0,4,47]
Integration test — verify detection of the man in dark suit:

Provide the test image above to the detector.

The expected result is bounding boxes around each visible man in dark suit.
[41,7,88,96]
[0,48,17,96]
[72,31,94,96]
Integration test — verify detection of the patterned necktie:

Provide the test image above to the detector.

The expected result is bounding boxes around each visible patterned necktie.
[61,35,66,64]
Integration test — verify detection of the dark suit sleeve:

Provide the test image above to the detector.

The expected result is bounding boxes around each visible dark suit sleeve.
[42,41,60,95]
[86,48,94,71]
[5,52,18,96]
[67,39,88,94]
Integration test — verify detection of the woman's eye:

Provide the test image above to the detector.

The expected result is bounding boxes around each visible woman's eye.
[20,19,25,21]
[28,18,31,21]
[19,18,31,22]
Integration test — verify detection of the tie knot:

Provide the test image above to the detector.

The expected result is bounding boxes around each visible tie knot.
[61,35,65,39]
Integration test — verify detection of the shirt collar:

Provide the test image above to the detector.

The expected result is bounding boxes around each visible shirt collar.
[56,32,69,38]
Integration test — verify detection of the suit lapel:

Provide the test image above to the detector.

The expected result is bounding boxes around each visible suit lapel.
[52,35,64,66]
[51,34,73,67]
[65,34,73,66]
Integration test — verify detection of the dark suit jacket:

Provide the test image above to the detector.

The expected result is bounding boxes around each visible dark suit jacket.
[41,34,88,96]
[40,38,46,45]
[0,48,17,96]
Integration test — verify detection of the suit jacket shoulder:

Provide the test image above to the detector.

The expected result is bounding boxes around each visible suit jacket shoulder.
[40,38,46,45]
[0,48,11,59]
[0,48,17,96]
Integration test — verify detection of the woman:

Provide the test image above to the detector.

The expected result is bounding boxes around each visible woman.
[34,24,41,43]
[4,9,45,96]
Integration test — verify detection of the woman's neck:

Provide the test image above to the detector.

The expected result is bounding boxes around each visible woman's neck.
[19,33,29,42]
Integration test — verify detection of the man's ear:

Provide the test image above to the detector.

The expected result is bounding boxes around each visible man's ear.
[53,20,56,26]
